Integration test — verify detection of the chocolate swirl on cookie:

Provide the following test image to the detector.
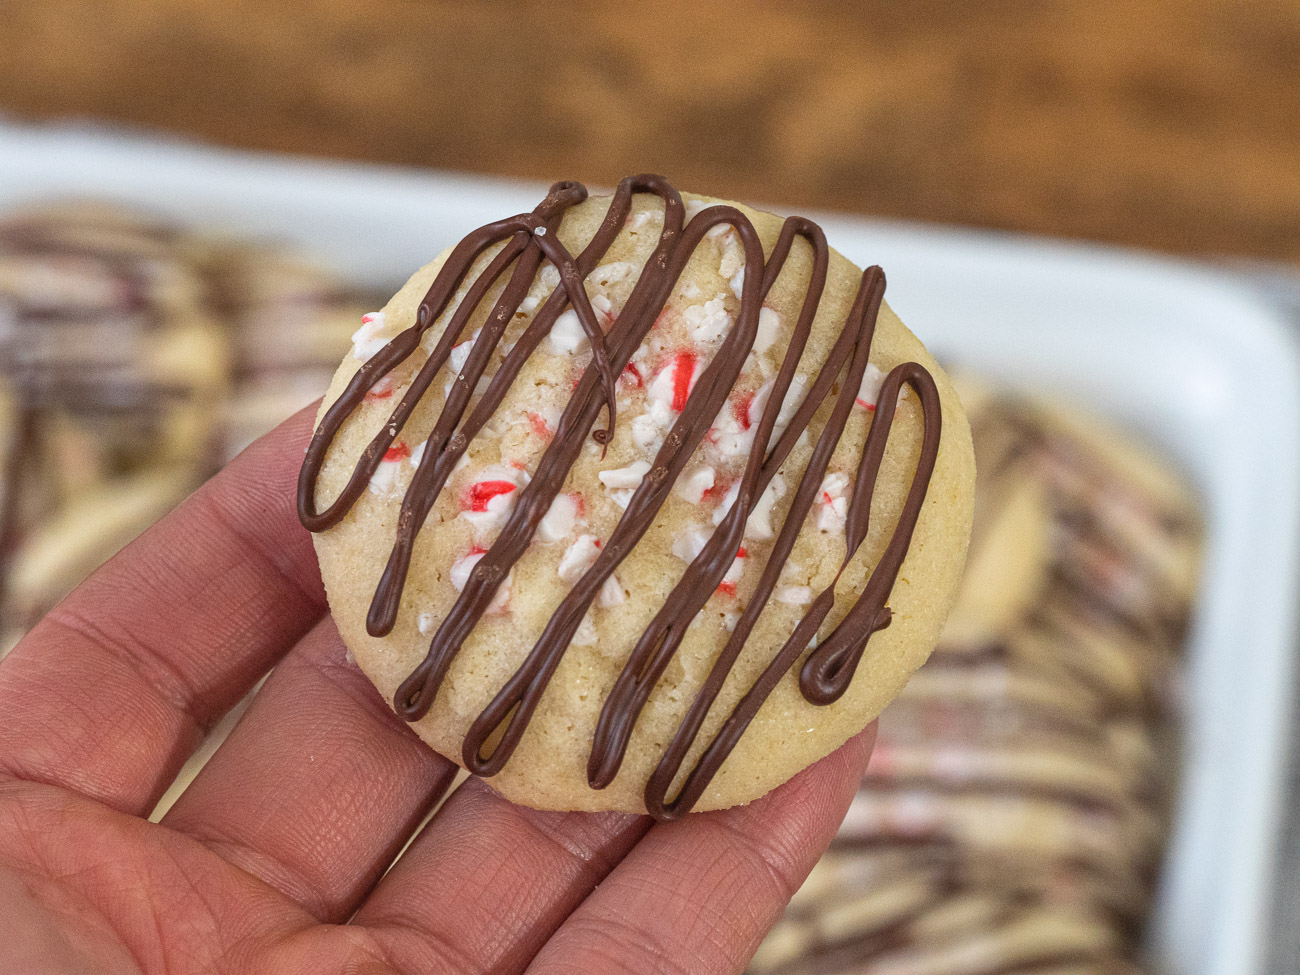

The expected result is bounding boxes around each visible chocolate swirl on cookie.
[298,175,942,819]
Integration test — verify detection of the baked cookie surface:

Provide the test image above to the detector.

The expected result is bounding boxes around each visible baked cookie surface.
[301,177,975,816]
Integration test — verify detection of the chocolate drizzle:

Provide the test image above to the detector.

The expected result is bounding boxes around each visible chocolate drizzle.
[297,175,944,819]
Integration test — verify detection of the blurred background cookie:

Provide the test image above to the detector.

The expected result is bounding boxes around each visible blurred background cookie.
[749,376,1202,974]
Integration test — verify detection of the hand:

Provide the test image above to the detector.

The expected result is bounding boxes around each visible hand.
[0,408,873,975]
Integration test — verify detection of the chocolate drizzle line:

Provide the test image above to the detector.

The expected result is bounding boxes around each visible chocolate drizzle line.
[297,175,944,819]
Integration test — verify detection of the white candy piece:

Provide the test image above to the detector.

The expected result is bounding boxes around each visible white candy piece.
[676,465,716,504]
[548,308,589,356]
[539,493,581,542]
[729,267,745,302]
[368,456,403,497]
[857,361,886,409]
[776,586,813,606]
[755,306,781,353]
[598,575,627,608]
[684,199,711,223]
[558,533,602,584]
[417,612,436,635]
[590,292,614,323]
[628,210,659,232]
[449,329,480,375]
[717,228,745,279]
[721,611,739,633]
[631,413,662,451]
[598,460,651,491]
[817,471,850,533]
[672,525,712,564]
[448,552,511,614]
[776,374,809,437]
[683,296,732,345]
[520,294,540,314]
[746,474,786,541]
[647,355,696,416]
[351,312,389,361]
[409,440,427,469]
[450,550,484,592]
[721,552,745,588]
[587,261,637,289]
[712,475,786,541]
[608,489,636,510]
[572,613,598,646]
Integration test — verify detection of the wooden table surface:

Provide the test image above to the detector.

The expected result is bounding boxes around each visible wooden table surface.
[4,0,1300,265]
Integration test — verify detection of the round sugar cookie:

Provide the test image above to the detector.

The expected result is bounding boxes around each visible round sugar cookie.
[301,177,975,817]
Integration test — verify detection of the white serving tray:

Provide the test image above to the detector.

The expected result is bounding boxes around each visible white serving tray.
[2,121,1297,975]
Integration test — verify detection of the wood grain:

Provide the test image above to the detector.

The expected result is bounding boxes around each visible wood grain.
[3,0,1299,261]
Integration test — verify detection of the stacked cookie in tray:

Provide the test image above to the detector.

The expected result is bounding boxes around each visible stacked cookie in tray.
[0,202,381,653]
[751,378,1203,975]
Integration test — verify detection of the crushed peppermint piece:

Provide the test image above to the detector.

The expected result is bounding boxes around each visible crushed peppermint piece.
[683,296,732,345]
[631,413,662,451]
[598,575,627,607]
[384,441,411,463]
[717,228,745,279]
[721,611,739,632]
[672,526,712,564]
[729,267,745,301]
[465,480,517,512]
[676,465,716,504]
[351,311,389,361]
[747,474,786,541]
[717,549,746,596]
[590,292,614,324]
[366,371,399,400]
[621,362,644,388]
[572,613,598,646]
[558,533,602,583]
[818,472,850,533]
[599,460,651,491]
[417,612,435,635]
[450,548,511,612]
[526,408,558,439]
[755,305,781,353]
[857,361,886,410]
[649,353,697,414]
[548,308,589,355]
[587,261,636,289]
[776,586,813,606]
[684,199,711,223]
[450,547,486,591]
[539,493,582,541]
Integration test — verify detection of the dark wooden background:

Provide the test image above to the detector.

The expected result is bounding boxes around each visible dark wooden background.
[5,0,1300,265]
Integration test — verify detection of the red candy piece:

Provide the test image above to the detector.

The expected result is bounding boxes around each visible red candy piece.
[717,581,737,597]
[526,411,553,438]
[465,480,517,511]
[671,353,695,411]
[855,397,877,412]
[622,362,643,388]
[733,392,753,431]
[383,442,410,462]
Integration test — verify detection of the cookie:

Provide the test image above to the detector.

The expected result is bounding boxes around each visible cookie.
[300,175,975,817]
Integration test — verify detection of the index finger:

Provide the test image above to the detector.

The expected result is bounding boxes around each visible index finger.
[0,407,326,815]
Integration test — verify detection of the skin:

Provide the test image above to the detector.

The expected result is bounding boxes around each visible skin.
[0,407,874,975]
